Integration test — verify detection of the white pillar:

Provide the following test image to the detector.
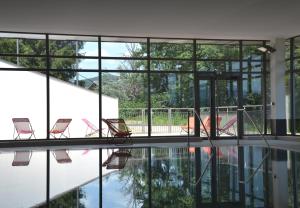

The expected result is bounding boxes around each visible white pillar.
[270,38,287,135]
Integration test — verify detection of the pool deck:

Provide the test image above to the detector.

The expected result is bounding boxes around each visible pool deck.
[1,135,300,152]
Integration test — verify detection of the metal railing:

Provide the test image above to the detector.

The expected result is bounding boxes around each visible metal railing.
[120,105,265,135]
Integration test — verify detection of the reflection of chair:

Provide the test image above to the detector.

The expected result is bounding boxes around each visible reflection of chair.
[12,118,36,140]
[52,150,72,163]
[203,147,223,157]
[12,151,32,166]
[102,149,131,169]
[102,119,132,141]
[82,118,99,137]
[217,115,237,136]
[50,119,72,138]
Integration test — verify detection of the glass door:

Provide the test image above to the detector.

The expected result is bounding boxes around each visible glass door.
[196,72,244,207]
[216,79,239,137]
[196,72,242,139]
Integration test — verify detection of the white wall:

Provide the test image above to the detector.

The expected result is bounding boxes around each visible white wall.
[0,67,118,139]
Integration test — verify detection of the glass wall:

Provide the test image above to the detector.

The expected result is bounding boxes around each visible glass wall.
[0,32,269,140]
[286,36,300,135]
[242,41,265,135]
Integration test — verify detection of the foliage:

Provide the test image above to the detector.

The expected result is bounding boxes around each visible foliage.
[49,188,86,208]
[117,148,195,208]
[0,38,84,81]
[101,41,262,112]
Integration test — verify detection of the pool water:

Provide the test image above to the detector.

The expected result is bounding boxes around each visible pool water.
[0,145,297,208]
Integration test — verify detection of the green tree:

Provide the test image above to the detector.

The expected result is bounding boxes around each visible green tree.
[49,188,86,208]
[0,38,84,81]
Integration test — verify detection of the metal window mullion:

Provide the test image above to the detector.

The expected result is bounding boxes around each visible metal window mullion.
[290,38,295,135]
[98,36,103,208]
[193,40,200,137]
[238,40,244,138]
[147,38,151,137]
[45,34,50,208]
[98,36,102,138]
[262,41,268,135]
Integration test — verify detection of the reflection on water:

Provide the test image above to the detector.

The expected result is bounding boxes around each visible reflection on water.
[0,145,298,207]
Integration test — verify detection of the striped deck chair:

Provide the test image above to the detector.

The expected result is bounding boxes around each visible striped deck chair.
[217,115,237,136]
[50,119,72,139]
[12,118,36,140]
[102,119,132,143]
[82,118,99,137]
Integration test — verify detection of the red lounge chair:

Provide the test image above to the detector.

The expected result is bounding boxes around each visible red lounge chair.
[181,117,195,133]
[181,116,222,135]
[102,118,132,139]
[200,116,222,135]
[50,119,72,139]
[12,151,32,166]
[217,115,237,136]
[12,118,36,140]
[52,150,72,163]
[82,118,99,137]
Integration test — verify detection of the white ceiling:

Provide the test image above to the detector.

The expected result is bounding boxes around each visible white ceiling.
[0,0,299,40]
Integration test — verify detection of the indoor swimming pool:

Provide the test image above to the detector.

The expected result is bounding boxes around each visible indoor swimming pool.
[0,145,297,208]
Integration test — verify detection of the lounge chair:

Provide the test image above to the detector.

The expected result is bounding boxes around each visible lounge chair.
[12,151,32,166]
[200,116,222,135]
[52,150,72,163]
[217,115,237,136]
[12,118,36,140]
[50,119,72,139]
[82,118,99,137]
[180,117,195,133]
[102,149,131,169]
[102,119,132,143]
[181,116,222,135]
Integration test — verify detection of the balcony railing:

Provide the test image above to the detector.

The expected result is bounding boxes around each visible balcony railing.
[119,105,266,135]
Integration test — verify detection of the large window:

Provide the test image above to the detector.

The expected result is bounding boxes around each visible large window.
[0,32,269,140]
[286,36,300,135]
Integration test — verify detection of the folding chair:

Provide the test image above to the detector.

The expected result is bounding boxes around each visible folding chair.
[180,116,195,133]
[200,116,222,135]
[82,118,99,137]
[102,149,131,169]
[102,119,132,143]
[217,115,237,136]
[12,118,36,140]
[50,119,72,139]
[52,150,72,163]
[12,151,32,166]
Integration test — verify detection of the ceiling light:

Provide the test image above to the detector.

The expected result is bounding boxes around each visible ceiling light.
[257,45,276,53]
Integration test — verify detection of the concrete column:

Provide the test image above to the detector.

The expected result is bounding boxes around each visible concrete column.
[270,38,287,135]
[271,149,288,208]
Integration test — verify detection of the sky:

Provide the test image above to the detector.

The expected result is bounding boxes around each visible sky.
[77,42,141,80]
